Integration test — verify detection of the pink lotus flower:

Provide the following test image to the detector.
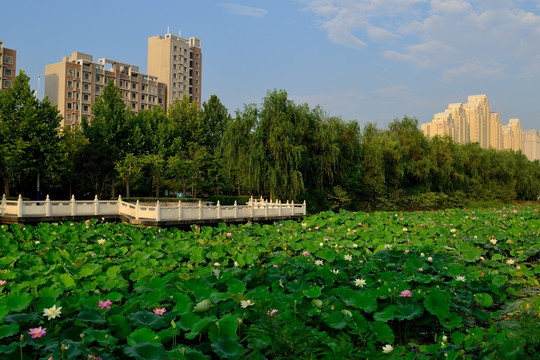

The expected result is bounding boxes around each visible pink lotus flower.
[226,232,232,237]
[28,326,46,339]
[308,228,312,231]
[399,290,413,298]
[153,308,167,315]
[315,226,319,230]
[404,250,410,254]
[0,280,6,286]
[98,299,112,310]
[273,264,278,268]
[302,251,309,256]
[267,309,278,317]
[481,272,485,276]
[418,267,423,272]
[516,265,521,270]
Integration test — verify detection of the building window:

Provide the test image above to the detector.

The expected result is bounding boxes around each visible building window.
[141,94,146,101]
[76,93,79,100]
[66,113,72,121]
[83,94,89,101]
[173,55,177,61]
[174,45,177,52]
[132,83,137,90]
[67,103,72,110]
[196,53,200,59]
[68,69,74,77]
[96,75,101,82]
[75,104,79,111]
[131,103,136,109]
[83,72,90,80]
[83,105,89,112]
[173,64,176,70]
[76,71,80,78]
[95,85,101,92]
[142,85,146,91]
[74,114,78,121]
[4,55,13,65]
[195,88,198,93]
[196,62,199,67]
[195,79,199,85]
[195,97,199,102]
[67,80,73,88]
[75,82,79,89]
[131,93,136,99]
[119,80,124,87]
[158,97,163,104]
[67,91,73,98]
[83,83,89,91]
[141,104,145,109]
[195,71,199,76]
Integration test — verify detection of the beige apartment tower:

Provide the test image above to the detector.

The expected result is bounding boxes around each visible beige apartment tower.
[148,32,202,108]
[45,52,167,128]
[421,94,506,151]
[0,40,17,90]
[522,130,540,161]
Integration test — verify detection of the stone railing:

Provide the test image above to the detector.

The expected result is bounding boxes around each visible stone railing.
[0,195,306,223]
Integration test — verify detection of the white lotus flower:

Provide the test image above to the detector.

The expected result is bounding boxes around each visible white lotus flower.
[382,344,394,353]
[240,300,254,308]
[43,305,62,320]
[354,278,366,288]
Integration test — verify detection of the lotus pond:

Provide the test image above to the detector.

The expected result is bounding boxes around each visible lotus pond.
[0,206,539,359]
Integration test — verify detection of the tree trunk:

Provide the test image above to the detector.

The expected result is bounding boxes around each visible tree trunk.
[3,175,9,197]
[126,181,130,198]
[111,178,116,198]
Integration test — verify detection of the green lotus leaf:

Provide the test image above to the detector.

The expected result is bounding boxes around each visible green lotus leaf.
[325,311,347,329]
[178,313,217,340]
[123,342,166,360]
[127,327,160,346]
[0,342,18,354]
[208,314,240,342]
[211,336,245,359]
[370,321,395,343]
[492,275,507,286]
[373,305,396,322]
[109,313,131,339]
[4,292,32,312]
[304,286,323,299]
[172,292,194,314]
[394,304,423,321]
[474,293,493,307]
[78,263,102,278]
[59,273,76,289]
[175,346,211,360]
[129,311,167,329]
[226,278,246,294]
[0,323,19,339]
[424,288,450,319]
[77,310,105,324]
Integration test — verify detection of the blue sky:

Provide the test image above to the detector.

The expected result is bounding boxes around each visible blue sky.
[1,0,539,130]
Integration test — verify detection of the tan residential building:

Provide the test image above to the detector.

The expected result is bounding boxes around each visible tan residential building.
[447,103,468,144]
[502,125,514,151]
[0,40,17,90]
[148,32,202,108]
[45,52,167,128]
[506,119,522,152]
[465,95,490,148]
[489,112,502,150]
[522,130,540,161]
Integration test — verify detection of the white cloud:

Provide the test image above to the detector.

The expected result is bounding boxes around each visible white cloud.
[220,3,268,18]
[441,63,507,82]
[299,0,540,78]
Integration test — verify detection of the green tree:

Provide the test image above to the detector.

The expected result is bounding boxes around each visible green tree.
[81,80,132,198]
[0,71,63,197]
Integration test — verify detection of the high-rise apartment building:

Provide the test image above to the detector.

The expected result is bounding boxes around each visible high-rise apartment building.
[489,113,503,150]
[421,94,506,151]
[0,40,17,90]
[522,130,540,161]
[507,119,522,152]
[148,32,202,108]
[45,52,167,128]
